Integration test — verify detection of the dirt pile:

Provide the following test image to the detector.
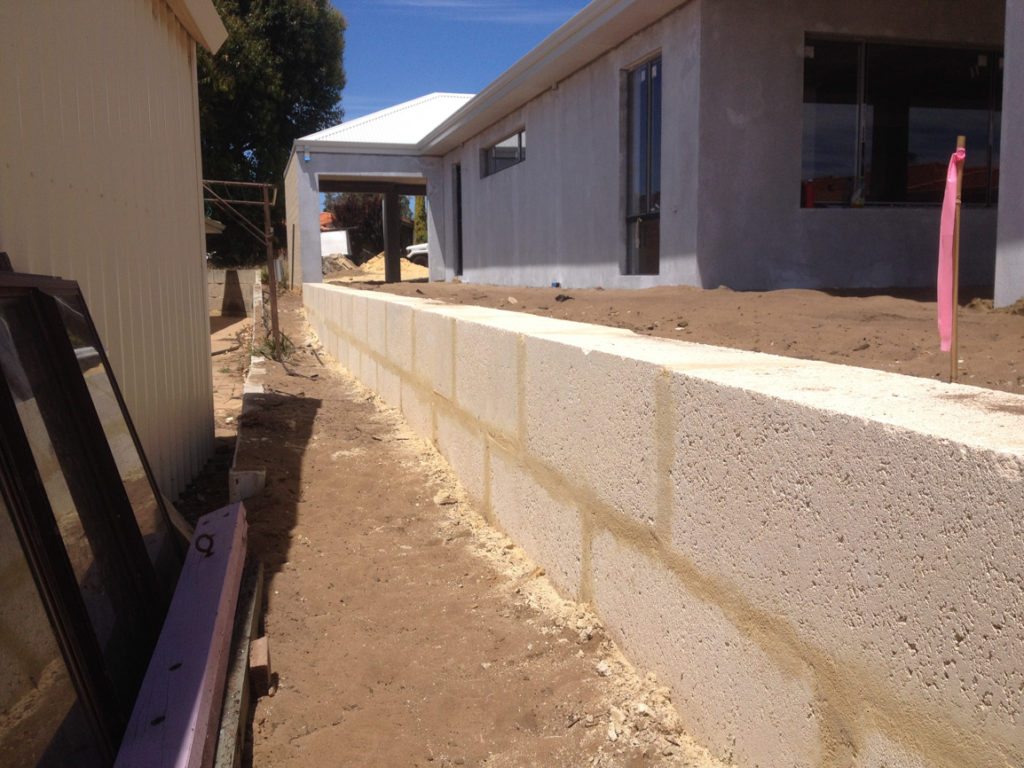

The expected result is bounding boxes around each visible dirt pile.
[325,251,430,283]
[321,254,358,273]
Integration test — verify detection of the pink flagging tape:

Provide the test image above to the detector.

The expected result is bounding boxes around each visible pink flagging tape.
[937,147,966,353]
[114,503,248,768]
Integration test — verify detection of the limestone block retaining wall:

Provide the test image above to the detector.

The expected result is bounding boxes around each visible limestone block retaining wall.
[208,268,259,317]
[304,282,1024,768]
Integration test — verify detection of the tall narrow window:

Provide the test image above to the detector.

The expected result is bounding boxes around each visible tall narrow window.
[802,38,1002,207]
[453,163,464,276]
[626,57,661,275]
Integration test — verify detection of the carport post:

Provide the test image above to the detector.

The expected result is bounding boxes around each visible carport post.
[382,186,402,284]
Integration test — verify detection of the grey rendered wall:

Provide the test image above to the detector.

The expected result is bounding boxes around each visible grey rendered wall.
[284,155,307,286]
[0,0,214,498]
[995,0,1024,306]
[698,0,1005,290]
[288,151,444,287]
[441,1,702,289]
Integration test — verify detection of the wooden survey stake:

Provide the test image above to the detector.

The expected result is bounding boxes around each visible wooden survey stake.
[950,135,966,383]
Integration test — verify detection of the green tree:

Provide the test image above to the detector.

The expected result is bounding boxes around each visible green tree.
[413,196,428,245]
[199,0,346,264]
[330,194,384,259]
[329,194,415,259]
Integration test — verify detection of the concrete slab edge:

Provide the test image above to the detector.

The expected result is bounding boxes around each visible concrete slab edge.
[228,277,268,503]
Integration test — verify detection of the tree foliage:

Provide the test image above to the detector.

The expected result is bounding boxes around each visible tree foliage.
[200,0,346,264]
[413,196,428,245]
[329,194,384,259]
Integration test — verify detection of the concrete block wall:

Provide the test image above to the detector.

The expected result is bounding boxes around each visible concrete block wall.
[208,268,259,317]
[304,283,1024,768]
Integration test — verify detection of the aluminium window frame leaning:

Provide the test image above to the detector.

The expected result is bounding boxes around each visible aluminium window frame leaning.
[0,270,184,760]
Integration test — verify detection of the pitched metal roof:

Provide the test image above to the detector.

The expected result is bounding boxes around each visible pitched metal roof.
[294,0,688,158]
[300,93,475,149]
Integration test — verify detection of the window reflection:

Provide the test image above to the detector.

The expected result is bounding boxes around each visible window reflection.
[626,57,662,275]
[802,40,859,206]
[0,495,104,767]
[52,295,179,600]
[0,298,143,710]
[483,130,526,176]
[802,38,1002,207]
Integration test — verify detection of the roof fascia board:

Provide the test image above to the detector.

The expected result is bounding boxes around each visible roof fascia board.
[294,141,439,157]
[165,0,228,53]
[420,0,687,155]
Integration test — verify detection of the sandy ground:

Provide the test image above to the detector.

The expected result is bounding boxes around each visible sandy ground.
[326,254,430,284]
[185,294,731,767]
[354,282,1024,396]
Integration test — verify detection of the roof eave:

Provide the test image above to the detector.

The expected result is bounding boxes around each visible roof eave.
[165,0,228,53]
[294,140,439,157]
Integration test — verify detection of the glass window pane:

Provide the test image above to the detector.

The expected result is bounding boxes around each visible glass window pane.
[802,40,859,207]
[52,295,179,599]
[628,65,650,216]
[991,55,1003,204]
[0,496,105,767]
[627,217,660,276]
[518,130,526,162]
[0,297,147,709]
[865,43,994,204]
[650,59,662,212]
[488,134,521,175]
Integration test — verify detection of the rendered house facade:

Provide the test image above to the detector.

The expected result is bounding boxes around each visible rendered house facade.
[287,0,1024,305]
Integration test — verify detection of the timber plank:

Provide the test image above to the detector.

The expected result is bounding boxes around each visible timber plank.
[213,560,264,768]
[114,503,248,768]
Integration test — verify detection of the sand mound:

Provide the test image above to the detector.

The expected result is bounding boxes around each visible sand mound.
[359,252,429,280]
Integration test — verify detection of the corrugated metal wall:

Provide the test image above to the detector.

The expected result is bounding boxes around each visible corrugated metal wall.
[0,0,214,498]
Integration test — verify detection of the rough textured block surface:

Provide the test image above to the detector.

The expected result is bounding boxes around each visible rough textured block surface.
[366,298,387,355]
[385,302,415,373]
[413,311,454,399]
[591,532,822,768]
[400,379,434,442]
[668,375,1024,765]
[454,320,520,439]
[489,446,582,598]
[377,363,402,409]
[524,336,661,526]
[435,407,487,505]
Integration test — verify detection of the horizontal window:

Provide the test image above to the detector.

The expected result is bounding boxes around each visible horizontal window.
[482,130,526,177]
[802,38,1002,208]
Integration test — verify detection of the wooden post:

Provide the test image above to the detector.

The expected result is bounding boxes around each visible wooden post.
[950,135,966,383]
[262,185,281,349]
[382,186,402,284]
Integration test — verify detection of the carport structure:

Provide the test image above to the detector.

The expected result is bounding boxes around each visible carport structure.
[284,93,472,285]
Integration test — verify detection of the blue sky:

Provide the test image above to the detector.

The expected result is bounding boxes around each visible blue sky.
[332,0,590,120]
